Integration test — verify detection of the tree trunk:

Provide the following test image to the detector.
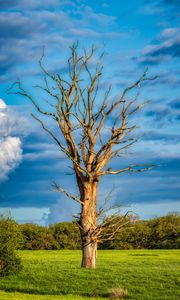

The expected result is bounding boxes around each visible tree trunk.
[81,240,97,268]
[80,180,98,269]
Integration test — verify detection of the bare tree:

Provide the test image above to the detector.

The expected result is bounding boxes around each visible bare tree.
[8,43,156,268]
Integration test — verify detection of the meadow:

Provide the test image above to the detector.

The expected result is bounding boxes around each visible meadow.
[0,250,179,300]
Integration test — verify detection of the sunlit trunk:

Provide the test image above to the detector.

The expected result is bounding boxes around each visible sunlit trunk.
[81,240,97,268]
[80,180,98,269]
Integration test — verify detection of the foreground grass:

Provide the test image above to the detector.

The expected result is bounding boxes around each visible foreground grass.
[0,291,103,300]
[0,250,179,300]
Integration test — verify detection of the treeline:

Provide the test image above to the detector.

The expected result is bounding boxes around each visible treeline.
[19,222,81,250]
[100,213,180,250]
[1,213,180,251]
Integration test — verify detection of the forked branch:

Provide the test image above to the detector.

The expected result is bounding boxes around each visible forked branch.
[51,180,83,205]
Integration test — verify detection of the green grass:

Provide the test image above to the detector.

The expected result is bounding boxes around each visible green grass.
[0,250,179,300]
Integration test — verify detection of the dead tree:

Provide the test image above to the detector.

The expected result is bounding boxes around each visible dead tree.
[8,43,156,268]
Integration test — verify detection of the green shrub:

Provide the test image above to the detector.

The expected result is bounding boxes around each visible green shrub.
[0,214,22,276]
[147,213,180,249]
[99,213,180,250]
[110,220,151,250]
[51,222,81,249]
[20,224,59,250]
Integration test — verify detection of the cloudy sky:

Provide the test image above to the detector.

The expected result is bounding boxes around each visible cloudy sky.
[0,0,179,225]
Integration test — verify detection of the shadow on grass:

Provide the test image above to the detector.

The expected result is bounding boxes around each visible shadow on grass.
[1,287,109,299]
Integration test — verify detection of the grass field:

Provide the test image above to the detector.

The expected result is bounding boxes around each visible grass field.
[0,250,179,300]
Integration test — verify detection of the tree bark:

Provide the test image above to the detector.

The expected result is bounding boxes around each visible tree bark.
[81,240,97,268]
[80,180,98,268]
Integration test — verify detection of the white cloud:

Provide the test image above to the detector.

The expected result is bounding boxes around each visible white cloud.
[46,197,79,224]
[0,99,7,109]
[0,136,22,183]
[0,99,28,183]
[0,99,30,138]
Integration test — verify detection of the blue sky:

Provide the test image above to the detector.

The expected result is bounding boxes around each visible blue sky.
[0,0,179,225]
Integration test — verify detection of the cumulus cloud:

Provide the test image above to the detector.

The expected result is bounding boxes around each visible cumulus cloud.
[46,197,79,224]
[0,99,7,109]
[0,99,30,137]
[0,99,28,183]
[0,136,22,182]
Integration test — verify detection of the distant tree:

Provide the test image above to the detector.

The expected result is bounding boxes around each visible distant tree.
[100,215,151,250]
[100,213,180,250]
[147,212,180,249]
[51,222,81,249]
[20,224,59,250]
[0,214,22,276]
[9,43,156,268]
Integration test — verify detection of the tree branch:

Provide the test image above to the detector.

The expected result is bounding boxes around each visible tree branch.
[99,164,156,176]
[51,180,84,205]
